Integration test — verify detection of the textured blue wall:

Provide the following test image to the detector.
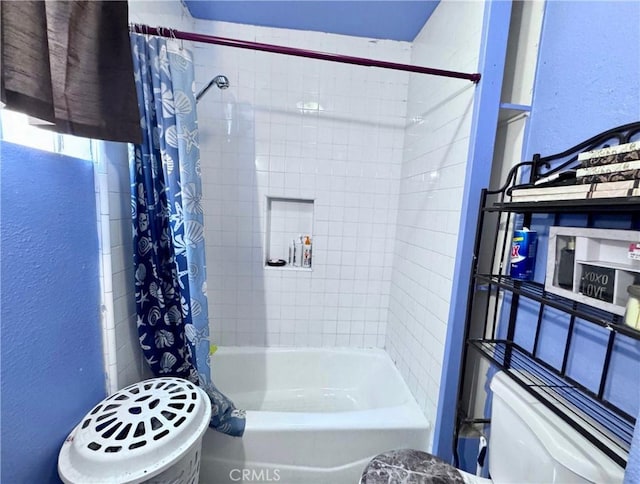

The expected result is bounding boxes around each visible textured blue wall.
[526,1,640,154]
[1,141,105,483]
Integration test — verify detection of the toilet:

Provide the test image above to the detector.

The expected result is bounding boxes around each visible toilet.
[361,371,626,483]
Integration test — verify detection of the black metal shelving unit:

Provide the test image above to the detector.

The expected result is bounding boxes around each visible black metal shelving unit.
[454,121,640,470]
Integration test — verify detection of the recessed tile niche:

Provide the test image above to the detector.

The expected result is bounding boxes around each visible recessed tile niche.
[266,197,314,269]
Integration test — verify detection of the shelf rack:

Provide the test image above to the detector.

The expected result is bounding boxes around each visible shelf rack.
[454,121,640,471]
[475,275,640,340]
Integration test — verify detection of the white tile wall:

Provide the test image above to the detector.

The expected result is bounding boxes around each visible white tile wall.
[192,19,410,348]
[386,0,485,434]
[96,142,151,391]
[94,148,118,394]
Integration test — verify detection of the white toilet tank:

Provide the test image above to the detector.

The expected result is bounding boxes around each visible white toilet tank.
[488,371,625,483]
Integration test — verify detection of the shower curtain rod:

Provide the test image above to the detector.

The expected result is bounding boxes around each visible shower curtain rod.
[130,24,481,83]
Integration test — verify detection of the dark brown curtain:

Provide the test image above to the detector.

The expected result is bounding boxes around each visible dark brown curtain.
[0,0,141,144]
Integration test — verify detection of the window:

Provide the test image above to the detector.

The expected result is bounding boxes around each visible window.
[0,108,95,161]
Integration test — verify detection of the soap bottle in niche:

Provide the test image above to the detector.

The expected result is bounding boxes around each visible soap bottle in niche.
[556,238,575,289]
[288,239,294,265]
[302,235,312,268]
[293,235,303,267]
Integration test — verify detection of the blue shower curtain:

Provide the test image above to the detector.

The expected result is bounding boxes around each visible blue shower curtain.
[129,33,244,436]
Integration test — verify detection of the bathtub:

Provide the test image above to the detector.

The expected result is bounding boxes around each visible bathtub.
[199,347,430,484]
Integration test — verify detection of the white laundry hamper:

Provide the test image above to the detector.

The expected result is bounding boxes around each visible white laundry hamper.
[58,377,211,484]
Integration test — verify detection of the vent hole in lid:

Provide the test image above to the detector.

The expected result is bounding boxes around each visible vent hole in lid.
[134,422,146,437]
[156,381,166,388]
[129,406,142,415]
[115,394,128,401]
[150,417,163,430]
[153,429,170,441]
[165,383,177,389]
[168,388,182,394]
[97,411,117,422]
[90,405,103,415]
[135,395,151,402]
[115,423,133,441]
[130,387,140,394]
[102,421,123,439]
[104,404,120,411]
[161,410,176,420]
[187,403,195,413]
[168,403,185,410]
[144,383,152,390]
[105,446,122,453]
[186,383,194,390]
[149,398,160,409]
[88,442,102,451]
[96,418,117,432]
[129,440,147,450]
[174,416,186,428]
[171,394,187,400]
[82,419,91,429]
[191,392,197,400]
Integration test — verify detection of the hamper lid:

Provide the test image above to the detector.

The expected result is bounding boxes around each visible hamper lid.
[58,377,211,484]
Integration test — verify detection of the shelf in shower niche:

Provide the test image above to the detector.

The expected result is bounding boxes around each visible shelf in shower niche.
[265,196,314,270]
[264,264,312,272]
[469,339,632,468]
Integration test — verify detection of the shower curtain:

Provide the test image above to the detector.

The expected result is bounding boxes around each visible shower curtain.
[129,33,244,436]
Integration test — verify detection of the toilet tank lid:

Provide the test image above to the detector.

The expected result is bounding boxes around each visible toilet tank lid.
[489,371,625,483]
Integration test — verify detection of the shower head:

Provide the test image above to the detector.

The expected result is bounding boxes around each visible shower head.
[213,75,230,89]
[196,74,230,103]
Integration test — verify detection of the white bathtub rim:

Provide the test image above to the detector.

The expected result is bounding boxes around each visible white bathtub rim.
[201,453,374,474]
[210,345,393,357]
[231,409,430,432]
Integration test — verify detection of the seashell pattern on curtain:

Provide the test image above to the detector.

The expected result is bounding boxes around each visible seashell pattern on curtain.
[129,33,245,436]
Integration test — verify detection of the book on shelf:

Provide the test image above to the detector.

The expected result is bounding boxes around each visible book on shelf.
[510,179,640,202]
[578,141,640,167]
[578,168,640,184]
[511,188,640,202]
[576,159,640,177]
